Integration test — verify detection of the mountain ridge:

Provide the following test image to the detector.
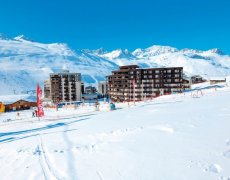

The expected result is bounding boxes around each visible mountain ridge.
[0,35,230,95]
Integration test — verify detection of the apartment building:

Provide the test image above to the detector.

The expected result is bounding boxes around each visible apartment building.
[107,65,186,101]
[45,70,82,102]
[98,81,107,95]
[44,79,51,100]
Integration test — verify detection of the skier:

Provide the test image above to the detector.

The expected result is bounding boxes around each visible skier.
[32,111,35,117]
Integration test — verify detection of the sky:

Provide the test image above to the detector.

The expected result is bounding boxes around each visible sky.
[0,0,230,53]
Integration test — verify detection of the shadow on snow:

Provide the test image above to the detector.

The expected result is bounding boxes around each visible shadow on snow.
[0,113,96,144]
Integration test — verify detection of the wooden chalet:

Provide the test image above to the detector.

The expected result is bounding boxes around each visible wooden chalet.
[0,94,37,112]
[4,99,37,112]
[210,77,226,85]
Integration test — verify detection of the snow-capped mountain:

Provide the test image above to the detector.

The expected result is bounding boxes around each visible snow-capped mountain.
[96,45,230,77]
[0,36,118,95]
[0,35,230,95]
[132,45,178,57]
[100,49,136,60]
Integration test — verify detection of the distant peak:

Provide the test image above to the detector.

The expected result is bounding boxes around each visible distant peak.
[146,45,179,53]
[14,35,32,42]
[180,48,202,54]
[132,45,178,57]
[82,48,107,55]
[208,48,225,55]
[124,49,129,54]
[94,48,107,55]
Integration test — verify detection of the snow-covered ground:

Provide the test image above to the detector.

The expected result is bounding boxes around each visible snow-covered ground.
[1,83,230,180]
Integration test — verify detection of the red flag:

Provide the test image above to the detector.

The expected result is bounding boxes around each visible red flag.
[37,84,44,117]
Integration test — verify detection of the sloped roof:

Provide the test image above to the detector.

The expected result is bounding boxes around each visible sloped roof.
[0,94,36,104]
[210,77,226,81]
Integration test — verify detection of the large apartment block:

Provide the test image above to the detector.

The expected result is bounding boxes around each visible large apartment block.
[107,65,185,101]
[45,70,82,102]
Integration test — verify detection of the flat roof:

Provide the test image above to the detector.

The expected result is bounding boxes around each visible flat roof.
[111,66,183,73]
[50,72,81,75]
[120,65,140,68]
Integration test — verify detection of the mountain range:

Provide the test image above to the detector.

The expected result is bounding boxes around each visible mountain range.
[0,35,230,95]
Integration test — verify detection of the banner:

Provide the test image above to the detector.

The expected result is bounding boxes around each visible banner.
[37,84,44,117]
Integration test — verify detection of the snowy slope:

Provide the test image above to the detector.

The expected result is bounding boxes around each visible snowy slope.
[97,45,230,78]
[0,84,230,180]
[0,36,118,95]
[1,35,230,95]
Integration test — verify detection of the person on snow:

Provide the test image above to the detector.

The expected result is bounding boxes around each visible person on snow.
[95,101,100,111]
[110,102,116,111]
[32,111,35,117]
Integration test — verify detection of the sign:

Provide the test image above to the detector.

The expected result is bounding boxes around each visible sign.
[37,84,44,117]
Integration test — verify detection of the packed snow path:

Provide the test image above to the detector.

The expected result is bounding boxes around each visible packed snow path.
[1,86,230,180]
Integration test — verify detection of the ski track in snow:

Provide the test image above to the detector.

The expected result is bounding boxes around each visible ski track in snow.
[1,86,230,179]
[62,122,78,180]
[34,135,61,180]
[96,170,104,180]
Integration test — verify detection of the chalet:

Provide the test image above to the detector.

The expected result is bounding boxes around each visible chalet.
[4,100,37,112]
[0,94,37,112]
[191,75,206,84]
[210,77,226,85]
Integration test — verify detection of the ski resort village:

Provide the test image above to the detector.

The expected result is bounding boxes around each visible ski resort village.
[1,36,230,180]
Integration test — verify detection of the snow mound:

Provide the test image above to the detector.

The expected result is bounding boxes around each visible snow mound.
[206,164,222,174]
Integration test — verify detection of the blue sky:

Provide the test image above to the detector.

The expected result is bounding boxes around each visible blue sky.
[0,0,230,53]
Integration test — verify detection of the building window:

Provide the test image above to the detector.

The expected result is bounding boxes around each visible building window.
[175,69,180,73]
[175,74,180,78]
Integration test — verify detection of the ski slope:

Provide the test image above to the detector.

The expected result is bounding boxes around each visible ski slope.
[1,83,230,180]
[0,36,118,95]
[1,35,230,95]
